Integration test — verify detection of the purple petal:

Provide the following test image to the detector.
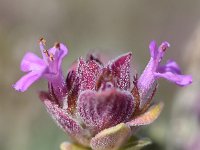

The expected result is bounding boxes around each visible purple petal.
[159,41,171,50]
[157,59,181,74]
[108,52,132,90]
[157,41,170,62]
[149,40,157,58]
[155,60,192,86]
[78,58,102,91]
[49,43,68,72]
[155,72,192,86]
[43,43,68,102]
[138,57,156,108]
[58,43,68,65]
[77,89,134,134]
[20,52,46,72]
[13,71,43,92]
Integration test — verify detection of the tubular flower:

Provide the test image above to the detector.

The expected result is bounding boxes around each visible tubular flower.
[13,39,192,150]
[13,38,68,104]
[138,41,192,108]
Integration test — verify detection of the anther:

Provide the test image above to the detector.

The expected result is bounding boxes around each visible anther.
[39,37,46,45]
[43,49,50,57]
[49,53,54,61]
[54,42,60,49]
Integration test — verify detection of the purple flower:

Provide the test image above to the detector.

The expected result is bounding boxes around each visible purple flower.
[13,40,192,150]
[13,38,68,104]
[138,41,192,107]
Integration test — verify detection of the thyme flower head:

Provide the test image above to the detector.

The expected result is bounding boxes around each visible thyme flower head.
[13,39,192,150]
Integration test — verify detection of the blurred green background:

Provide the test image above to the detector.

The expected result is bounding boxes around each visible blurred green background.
[1,0,200,150]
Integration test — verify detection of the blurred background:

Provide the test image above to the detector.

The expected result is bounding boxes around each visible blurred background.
[0,0,200,150]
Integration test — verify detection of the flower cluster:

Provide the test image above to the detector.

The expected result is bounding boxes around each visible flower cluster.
[13,39,192,150]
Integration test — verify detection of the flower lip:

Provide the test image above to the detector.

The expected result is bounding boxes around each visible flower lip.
[157,59,181,74]
[20,52,47,72]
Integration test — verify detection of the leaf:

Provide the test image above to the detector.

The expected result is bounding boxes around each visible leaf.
[127,102,164,126]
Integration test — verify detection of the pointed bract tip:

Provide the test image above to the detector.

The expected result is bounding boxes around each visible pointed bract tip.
[124,51,132,58]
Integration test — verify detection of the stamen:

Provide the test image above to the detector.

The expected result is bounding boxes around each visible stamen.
[54,42,60,49]
[39,37,46,45]
[49,53,54,61]
[43,49,50,57]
